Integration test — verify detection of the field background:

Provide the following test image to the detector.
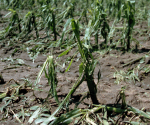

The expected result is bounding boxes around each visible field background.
[1,0,150,124]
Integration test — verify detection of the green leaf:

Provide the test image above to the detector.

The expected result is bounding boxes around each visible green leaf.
[63,18,72,32]
[8,9,16,13]
[71,19,84,59]
[50,109,82,125]
[0,92,7,99]
[35,57,49,85]
[58,47,72,57]
[89,60,98,75]
[71,19,80,42]
[79,62,84,75]
[128,106,150,119]
[84,27,90,41]
[103,107,109,125]
[56,18,72,46]
[65,59,73,72]
[25,11,32,18]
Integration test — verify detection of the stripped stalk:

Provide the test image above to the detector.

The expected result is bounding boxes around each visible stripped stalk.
[85,70,99,104]
[71,19,99,104]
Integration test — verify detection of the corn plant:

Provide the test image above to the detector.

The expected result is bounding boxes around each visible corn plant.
[45,56,59,104]
[33,18,101,124]
[107,0,125,19]
[4,9,21,37]
[21,11,39,38]
[0,0,34,9]
[35,55,59,104]
[123,0,135,51]
[114,0,136,51]
[40,5,58,41]
[71,19,100,104]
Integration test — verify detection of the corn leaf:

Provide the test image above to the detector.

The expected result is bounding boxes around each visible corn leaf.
[65,58,73,72]
[79,62,84,75]
[58,47,72,57]
[128,106,150,119]
[28,107,41,124]
[50,109,82,125]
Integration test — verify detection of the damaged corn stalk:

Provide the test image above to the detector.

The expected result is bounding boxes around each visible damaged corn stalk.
[35,55,59,104]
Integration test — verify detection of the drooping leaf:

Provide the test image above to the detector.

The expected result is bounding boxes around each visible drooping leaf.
[34,57,49,85]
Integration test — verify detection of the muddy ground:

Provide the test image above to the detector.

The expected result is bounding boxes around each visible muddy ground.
[0,11,150,124]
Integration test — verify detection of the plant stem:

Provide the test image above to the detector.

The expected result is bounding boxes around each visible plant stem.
[85,72,99,104]
[52,13,57,41]
[95,32,99,49]
[51,74,85,116]
[32,13,39,38]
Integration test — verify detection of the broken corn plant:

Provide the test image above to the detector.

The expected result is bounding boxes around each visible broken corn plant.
[35,55,59,104]
[71,19,100,104]
[123,0,135,51]
[4,9,21,37]
[21,11,39,38]
[40,5,58,41]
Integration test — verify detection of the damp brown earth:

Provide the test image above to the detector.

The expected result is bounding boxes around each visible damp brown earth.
[1,11,150,124]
